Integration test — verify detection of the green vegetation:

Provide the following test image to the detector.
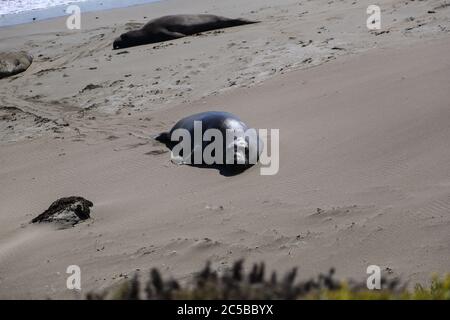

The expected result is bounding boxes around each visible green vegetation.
[87,260,450,300]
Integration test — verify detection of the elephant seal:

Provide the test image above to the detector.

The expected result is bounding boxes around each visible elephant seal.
[113,14,258,49]
[0,51,33,79]
[155,111,263,173]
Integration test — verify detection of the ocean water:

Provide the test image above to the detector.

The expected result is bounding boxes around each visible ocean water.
[0,0,89,15]
[0,0,159,27]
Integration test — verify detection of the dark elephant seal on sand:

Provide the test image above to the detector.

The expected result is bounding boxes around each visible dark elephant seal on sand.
[155,111,264,173]
[0,51,33,79]
[113,14,258,49]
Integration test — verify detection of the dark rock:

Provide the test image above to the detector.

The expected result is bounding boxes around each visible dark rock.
[80,83,102,93]
[31,196,93,228]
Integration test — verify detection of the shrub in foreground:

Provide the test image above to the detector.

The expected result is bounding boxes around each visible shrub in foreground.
[87,260,450,300]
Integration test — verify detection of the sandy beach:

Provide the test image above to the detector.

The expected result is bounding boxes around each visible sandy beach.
[1,0,450,299]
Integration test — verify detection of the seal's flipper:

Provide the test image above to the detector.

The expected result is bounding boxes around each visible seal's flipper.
[234,18,260,25]
[155,132,170,143]
[215,18,260,30]
[160,29,186,40]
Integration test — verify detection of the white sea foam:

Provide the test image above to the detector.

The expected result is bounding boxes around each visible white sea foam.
[0,0,89,15]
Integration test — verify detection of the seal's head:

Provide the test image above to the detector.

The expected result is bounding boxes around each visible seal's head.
[113,31,146,50]
[225,129,264,167]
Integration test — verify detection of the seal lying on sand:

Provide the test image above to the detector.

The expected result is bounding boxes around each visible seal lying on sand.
[155,111,263,173]
[113,14,258,49]
[0,51,33,79]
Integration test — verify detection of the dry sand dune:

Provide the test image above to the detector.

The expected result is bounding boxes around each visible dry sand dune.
[0,0,450,298]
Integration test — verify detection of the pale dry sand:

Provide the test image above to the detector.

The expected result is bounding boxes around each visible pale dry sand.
[0,0,450,298]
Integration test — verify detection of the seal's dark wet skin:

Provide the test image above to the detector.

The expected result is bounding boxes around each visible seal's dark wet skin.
[155,111,263,176]
[113,14,259,49]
